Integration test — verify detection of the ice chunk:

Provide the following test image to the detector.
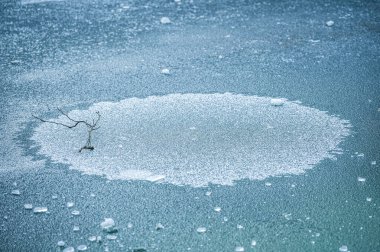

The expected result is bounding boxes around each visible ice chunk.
[366,197,372,202]
[63,247,75,252]
[214,207,221,212]
[251,240,257,247]
[71,210,80,216]
[161,68,170,75]
[160,17,171,24]
[265,182,272,186]
[101,218,116,232]
[57,241,65,247]
[67,202,74,208]
[196,227,207,233]
[33,207,48,213]
[24,204,33,210]
[127,222,133,228]
[52,195,58,199]
[270,98,285,106]
[326,20,335,27]
[235,247,245,252]
[357,177,366,182]
[156,223,165,230]
[339,245,348,252]
[237,224,244,229]
[11,190,21,195]
[88,236,97,242]
[371,161,376,165]
[106,234,117,240]
[73,226,80,232]
[77,245,88,251]
[205,191,212,196]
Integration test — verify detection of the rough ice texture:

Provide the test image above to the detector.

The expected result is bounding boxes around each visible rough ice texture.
[31,93,351,187]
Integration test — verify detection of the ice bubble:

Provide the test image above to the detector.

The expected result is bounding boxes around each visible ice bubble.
[156,223,165,230]
[196,227,207,233]
[11,190,21,195]
[63,247,75,252]
[160,17,171,24]
[101,218,116,232]
[235,247,245,252]
[326,20,335,27]
[32,93,351,187]
[270,98,285,106]
[358,177,366,182]
[57,241,65,247]
[77,245,88,251]
[71,210,80,216]
[67,202,74,208]
[24,204,33,210]
[33,207,48,213]
[161,68,170,75]
[339,245,348,252]
[214,207,221,212]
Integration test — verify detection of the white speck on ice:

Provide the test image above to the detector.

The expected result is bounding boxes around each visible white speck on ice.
[371,161,376,165]
[237,224,244,229]
[52,195,58,199]
[270,98,286,106]
[160,17,171,24]
[67,202,74,208]
[106,234,117,240]
[156,223,165,230]
[63,247,75,252]
[127,222,133,228]
[358,177,366,182]
[71,210,80,216]
[366,197,372,202]
[235,247,245,252]
[57,241,65,247]
[251,240,257,247]
[214,207,221,212]
[11,190,21,195]
[161,68,170,75]
[24,204,33,210]
[88,236,97,242]
[326,20,335,26]
[33,207,48,213]
[73,226,80,232]
[196,227,207,233]
[205,191,212,196]
[265,182,272,186]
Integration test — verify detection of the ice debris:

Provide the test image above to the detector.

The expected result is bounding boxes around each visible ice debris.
[251,240,257,247]
[101,218,117,233]
[270,98,285,106]
[160,17,171,24]
[235,247,245,252]
[24,204,33,210]
[77,245,88,251]
[339,245,348,252]
[106,234,117,240]
[73,226,80,232]
[33,207,48,213]
[214,207,221,212]
[63,247,75,252]
[67,202,74,208]
[326,20,335,27]
[156,223,165,230]
[357,177,366,182]
[71,210,80,216]
[88,236,97,242]
[161,68,170,75]
[57,241,65,247]
[196,227,207,233]
[366,197,372,202]
[11,190,21,195]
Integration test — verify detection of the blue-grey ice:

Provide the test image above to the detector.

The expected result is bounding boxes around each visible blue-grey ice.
[32,93,351,187]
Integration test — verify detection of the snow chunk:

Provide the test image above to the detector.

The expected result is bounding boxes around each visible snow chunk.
[71,210,80,216]
[24,204,33,210]
[156,223,165,230]
[11,190,21,196]
[235,247,245,252]
[160,17,171,24]
[161,68,170,75]
[270,98,286,106]
[101,218,116,232]
[77,245,88,251]
[357,177,366,182]
[57,241,65,247]
[67,202,74,208]
[326,20,335,27]
[196,227,207,233]
[214,206,221,212]
[63,247,75,252]
[339,245,348,252]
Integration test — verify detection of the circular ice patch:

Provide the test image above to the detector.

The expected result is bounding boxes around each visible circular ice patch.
[32,93,351,187]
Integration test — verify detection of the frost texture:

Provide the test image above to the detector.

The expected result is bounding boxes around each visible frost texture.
[32,93,351,187]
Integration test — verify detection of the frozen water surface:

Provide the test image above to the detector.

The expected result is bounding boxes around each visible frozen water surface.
[0,0,379,251]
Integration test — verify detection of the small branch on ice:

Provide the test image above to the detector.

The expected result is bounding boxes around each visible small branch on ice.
[33,108,101,153]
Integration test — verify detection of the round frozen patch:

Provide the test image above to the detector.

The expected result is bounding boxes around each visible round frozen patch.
[31,93,351,187]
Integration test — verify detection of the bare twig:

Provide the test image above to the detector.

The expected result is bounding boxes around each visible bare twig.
[33,109,101,153]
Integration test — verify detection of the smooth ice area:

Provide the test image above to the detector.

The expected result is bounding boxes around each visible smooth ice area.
[32,93,350,187]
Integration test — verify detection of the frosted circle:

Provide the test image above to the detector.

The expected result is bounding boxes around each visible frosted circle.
[31,93,351,187]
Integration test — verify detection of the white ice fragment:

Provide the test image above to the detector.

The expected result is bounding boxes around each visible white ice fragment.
[71,210,80,216]
[371,161,376,165]
[270,98,285,106]
[146,175,166,182]
[326,20,334,27]
[67,202,74,208]
[11,190,21,195]
[223,217,228,222]
[57,241,65,247]
[339,245,348,252]
[156,223,165,230]
[161,68,170,75]
[265,182,272,187]
[73,226,80,232]
[90,193,96,197]
[214,207,221,212]
[10,60,22,65]
[251,240,257,247]
[77,245,88,251]
[96,236,102,243]
[106,234,117,240]
[366,197,372,202]
[237,224,244,229]
[52,195,58,199]
[357,177,366,182]
[160,17,171,24]
[127,222,133,228]
[101,218,116,232]
[196,227,207,233]
[24,204,33,210]
[33,207,48,213]
[235,247,245,252]
[63,247,75,252]
[88,236,97,242]
[205,191,212,196]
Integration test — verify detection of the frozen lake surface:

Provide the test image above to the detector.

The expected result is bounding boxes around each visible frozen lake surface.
[0,0,379,251]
